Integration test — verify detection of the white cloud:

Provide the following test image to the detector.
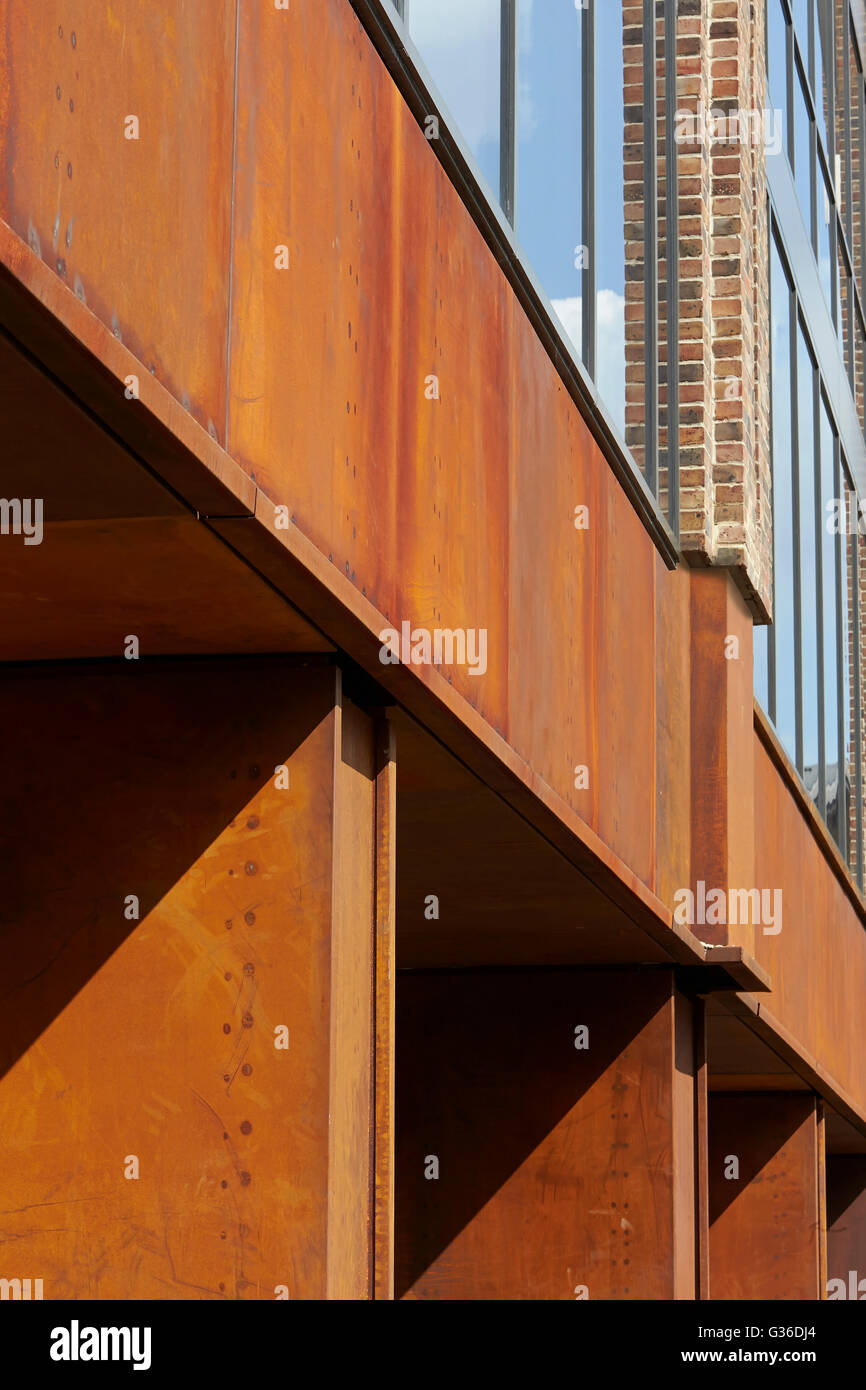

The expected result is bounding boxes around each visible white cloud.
[552,288,626,435]
[410,0,501,150]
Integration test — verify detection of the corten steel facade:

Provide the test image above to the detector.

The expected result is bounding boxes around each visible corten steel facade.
[1,0,866,1302]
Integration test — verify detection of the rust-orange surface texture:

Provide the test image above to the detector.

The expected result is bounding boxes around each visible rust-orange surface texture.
[0,0,864,1300]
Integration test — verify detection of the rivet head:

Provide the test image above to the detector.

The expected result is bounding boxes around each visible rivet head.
[246,815,259,829]
[248,765,260,778]
[239,1171,251,1186]
[242,1012,254,1029]
[66,162,72,178]
[244,911,255,926]
[70,31,76,47]
[244,862,257,876]
[242,1064,252,1077]
[243,963,254,976]
[240,1121,252,1135]
[222,1023,231,1034]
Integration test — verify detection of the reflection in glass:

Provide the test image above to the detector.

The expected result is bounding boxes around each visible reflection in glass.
[409,0,501,199]
[844,475,856,867]
[835,0,848,232]
[821,398,839,833]
[791,0,809,53]
[793,63,813,236]
[848,27,863,298]
[799,326,818,783]
[771,237,797,760]
[595,0,627,435]
[835,229,844,345]
[839,242,853,373]
[517,1,582,359]
[767,0,789,162]
[818,161,834,311]
[816,0,833,153]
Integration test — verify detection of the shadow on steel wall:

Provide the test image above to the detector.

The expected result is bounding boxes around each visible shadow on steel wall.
[0,657,329,1081]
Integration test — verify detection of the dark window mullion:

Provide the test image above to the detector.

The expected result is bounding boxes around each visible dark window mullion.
[643,0,659,496]
[860,73,866,306]
[665,0,679,538]
[499,0,517,227]
[835,436,847,855]
[792,292,804,774]
[853,521,864,886]
[582,0,595,378]
[787,2,796,167]
[814,365,826,815]
[844,4,853,253]
[768,209,778,724]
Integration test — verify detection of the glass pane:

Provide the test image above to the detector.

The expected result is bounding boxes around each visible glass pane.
[793,62,813,236]
[835,224,845,347]
[771,236,797,760]
[798,326,819,788]
[821,399,839,833]
[517,0,582,358]
[858,313,866,434]
[816,0,832,152]
[849,26,863,297]
[839,242,853,373]
[595,0,627,435]
[818,159,834,311]
[767,0,789,165]
[844,476,857,867]
[755,624,770,711]
[792,0,809,54]
[835,0,848,231]
[409,0,501,199]
[659,5,672,523]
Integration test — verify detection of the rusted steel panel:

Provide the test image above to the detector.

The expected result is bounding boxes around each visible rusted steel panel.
[0,515,333,660]
[0,0,235,438]
[826,1156,866,1298]
[708,1094,821,1300]
[227,0,662,894]
[327,688,376,1299]
[0,661,375,1299]
[753,734,866,1119]
[689,571,756,955]
[374,718,397,1299]
[0,236,254,516]
[673,992,697,1299]
[695,999,711,1299]
[654,561,692,910]
[396,969,695,1300]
